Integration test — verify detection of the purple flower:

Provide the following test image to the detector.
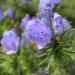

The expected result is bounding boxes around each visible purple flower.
[1,30,19,55]
[20,14,31,31]
[21,32,29,48]
[52,13,64,35]
[38,0,61,11]
[26,19,52,49]
[38,8,51,26]
[0,7,3,21]
[7,8,15,19]
[38,0,54,11]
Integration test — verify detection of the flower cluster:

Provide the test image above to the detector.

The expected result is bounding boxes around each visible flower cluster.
[0,0,73,75]
[0,0,71,55]
[20,0,71,50]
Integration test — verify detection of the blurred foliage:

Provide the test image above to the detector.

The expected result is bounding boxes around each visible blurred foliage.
[57,0,75,20]
[0,0,38,19]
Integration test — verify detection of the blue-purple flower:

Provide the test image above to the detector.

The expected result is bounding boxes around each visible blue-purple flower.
[52,13,64,35]
[1,30,19,55]
[38,8,51,26]
[0,7,3,21]
[38,0,54,10]
[7,8,15,19]
[25,19,52,49]
[38,0,61,11]
[20,14,31,31]
[21,32,29,48]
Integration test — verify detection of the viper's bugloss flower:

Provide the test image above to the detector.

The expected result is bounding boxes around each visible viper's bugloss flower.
[38,0,61,10]
[1,30,19,55]
[7,8,15,19]
[20,14,31,31]
[21,32,29,48]
[38,0,54,10]
[0,7,3,21]
[26,19,52,49]
[38,8,51,26]
[52,13,64,35]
